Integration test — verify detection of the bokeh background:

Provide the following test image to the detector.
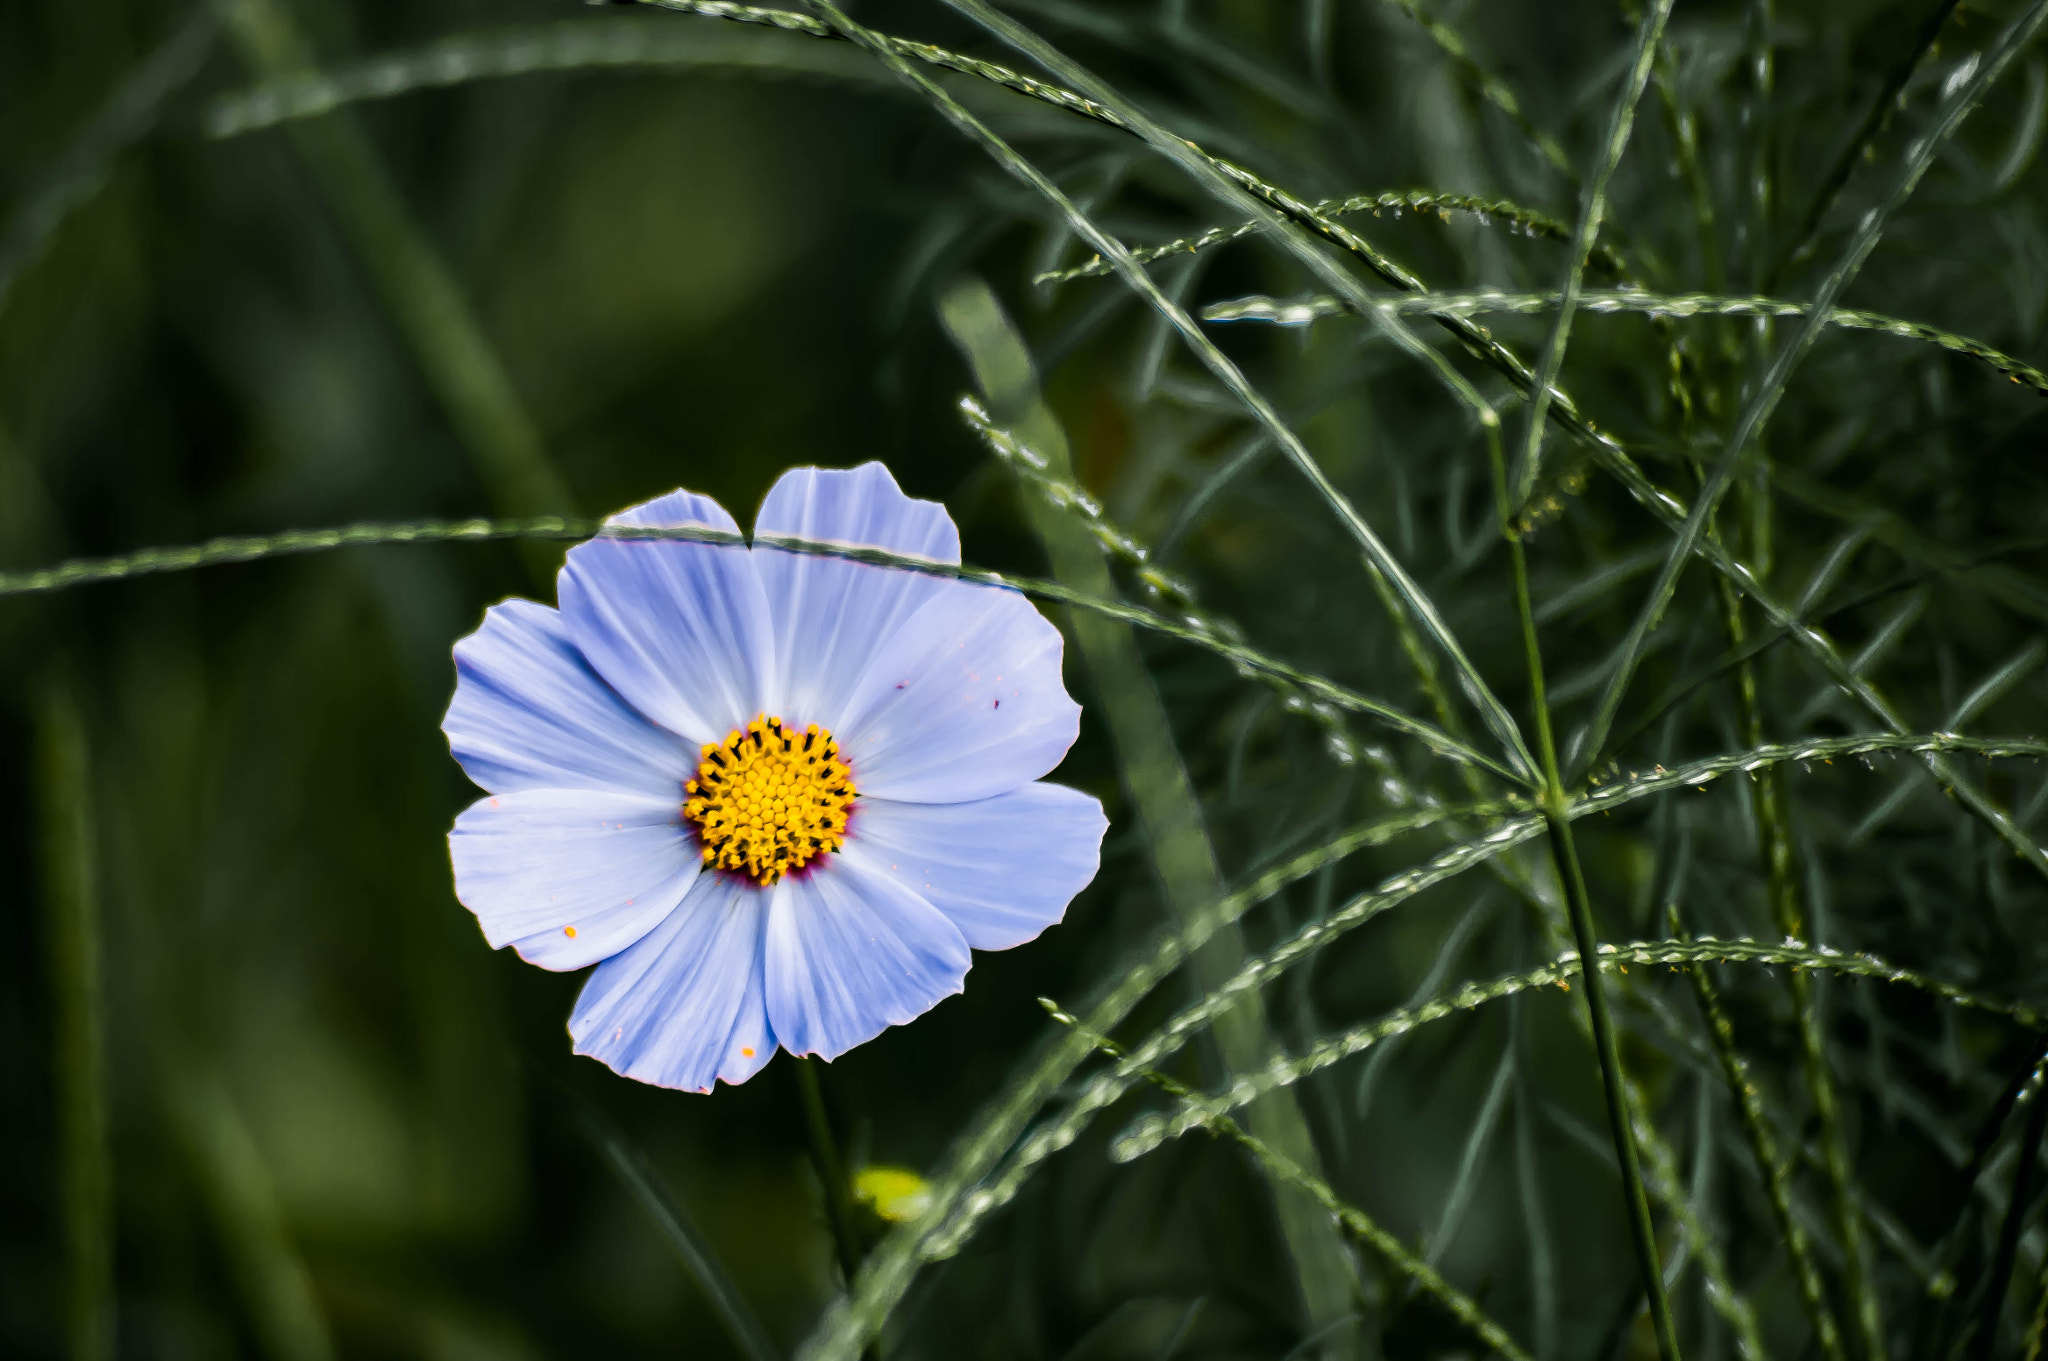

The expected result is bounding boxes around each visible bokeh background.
[6,1,2048,1358]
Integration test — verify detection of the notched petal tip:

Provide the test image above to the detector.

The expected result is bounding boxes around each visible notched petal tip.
[556,485,775,746]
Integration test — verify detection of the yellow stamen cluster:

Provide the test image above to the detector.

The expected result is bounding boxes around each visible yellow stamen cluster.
[684,715,856,886]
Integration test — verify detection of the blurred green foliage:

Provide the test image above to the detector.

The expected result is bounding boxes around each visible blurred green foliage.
[6,1,2048,1359]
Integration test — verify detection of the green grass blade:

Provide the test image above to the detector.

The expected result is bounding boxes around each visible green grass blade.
[1371,0,1574,183]
[1032,190,1624,288]
[1424,1043,1516,1268]
[960,397,1507,777]
[550,1083,781,1361]
[1354,893,1496,1125]
[38,682,113,1361]
[1950,640,2048,730]
[1780,0,1967,278]
[1968,1065,2048,1360]
[173,1078,338,1361]
[1510,0,1673,508]
[1200,288,2048,399]
[206,15,906,137]
[939,274,1365,1359]
[801,723,2048,1359]
[794,794,1505,1358]
[1513,1047,1558,1359]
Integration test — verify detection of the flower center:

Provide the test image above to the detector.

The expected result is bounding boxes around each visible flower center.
[684,715,857,886]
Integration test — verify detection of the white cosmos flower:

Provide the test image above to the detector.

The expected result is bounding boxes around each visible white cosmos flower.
[441,463,1107,1092]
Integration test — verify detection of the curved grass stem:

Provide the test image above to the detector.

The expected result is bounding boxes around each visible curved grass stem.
[1488,412,1681,1359]
[795,1059,867,1299]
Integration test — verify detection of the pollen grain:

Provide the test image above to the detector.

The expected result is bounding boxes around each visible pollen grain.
[685,715,856,886]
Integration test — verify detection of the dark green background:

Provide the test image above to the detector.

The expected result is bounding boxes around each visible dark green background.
[6,1,2048,1358]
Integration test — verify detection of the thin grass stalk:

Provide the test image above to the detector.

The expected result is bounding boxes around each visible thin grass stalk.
[1511,0,1672,507]
[1119,938,2047,1153]
[1032,189,1624,286]
[1916,1044,2048,1359]
[1646,25,1723,293]
[1542,817,1681,1361]
[203,14,917,135]
[543,1074,780,1361]
[10,513,2046,793]
[635,1,1660,501]
[1771,468,2048,623]
[2024,1251,2048,1361]
[1780,0,1966,279]
[1742,0,1776,282]
[796,1059,868,1296]
[959,397,1405,779]
[1513,1001,1559,1359]
[940,277,1364,1357]
[1360,557,1493,808]
[1487,416,1681,1360]
[1715,566,1882,1358]
[1198,288,2048,399]
[0,515,1522,784]
[1621,6,1712,445]
[39,682,113,1361]
[912,821,1550,1315]
[1967,1062,2048,1361]
[1672,908,1846,1361]
[1369,0,1575,184]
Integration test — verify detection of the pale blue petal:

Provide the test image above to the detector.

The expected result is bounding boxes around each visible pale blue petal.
[568,873,775,1093]
[832,583,1080,803]
[763,858,969,1061]
[751,463,961,729]
[558,488,773,748]
[846,784,1106,950]
[444,599,689,797]
[448,788,698,970]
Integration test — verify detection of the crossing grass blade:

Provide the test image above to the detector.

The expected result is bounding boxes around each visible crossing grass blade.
[930,0,1543,787]
[940,273,1365,1359]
